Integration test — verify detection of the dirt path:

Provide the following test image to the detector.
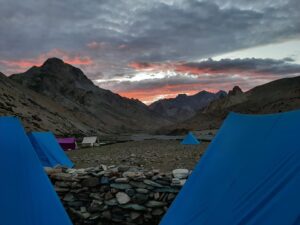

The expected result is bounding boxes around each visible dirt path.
[67,140,209,172]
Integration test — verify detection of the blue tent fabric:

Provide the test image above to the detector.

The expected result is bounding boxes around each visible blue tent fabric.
[28,131,74,168]
[181,132,200,145]
[0,117,72,225]
[160,111,300,225]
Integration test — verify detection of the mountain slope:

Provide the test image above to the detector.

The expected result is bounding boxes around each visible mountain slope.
[149,90,226,121]
[159,76,300,133]
[10,58,171,133]
[0,72,100,135]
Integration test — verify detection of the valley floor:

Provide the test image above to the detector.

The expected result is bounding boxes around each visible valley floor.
[67,140,209,172]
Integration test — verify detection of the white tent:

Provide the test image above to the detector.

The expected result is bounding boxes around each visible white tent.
[82,136,98,147]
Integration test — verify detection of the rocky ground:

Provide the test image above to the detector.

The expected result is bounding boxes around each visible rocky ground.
[67,140,209,172]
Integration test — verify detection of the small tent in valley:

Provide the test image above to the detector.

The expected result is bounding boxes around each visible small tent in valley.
[82,136,98,147]
[181,132,200,145]
[57,137,77,151]
[28,131,74,168]
[160,111,300,225]
[0,117,72,225]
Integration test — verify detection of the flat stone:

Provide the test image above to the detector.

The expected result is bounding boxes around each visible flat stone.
[172,178,181,184]
[129,181,154,189]
[136,188,149,194]
[89,213,101,220]
[125,188,135,197]
[152,208,165,216]
[82,177,99,187]
[132,193,148,204]
[172,169,189,179]
[89,193,102,200]
[167,193,176,201]
[101,165,108,171]
[63,193,75,202]
[105,198,118,206]
[44,167,62,175]
[101,210,111,220]
[120,204,147,211]
[55,181,72,188]
[51,173,74,181]
[154,192,160,200]
[104,192,113,200]
[155,179,171,186]
[143,179,163,188]
[55,187,69,192]
[117,165,130,172]
[100,176,110,185]
[80,212,91,219]
[116,192,131,204]
[145,200,167,208]
[110,183,132,190]
[123,171,144,178]
[115,177,129,183]
[130,212,141,220]
[155,187,179,193]
[67,201,83,207]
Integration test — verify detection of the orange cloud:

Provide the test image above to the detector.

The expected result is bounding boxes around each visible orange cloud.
[118,83,219,104]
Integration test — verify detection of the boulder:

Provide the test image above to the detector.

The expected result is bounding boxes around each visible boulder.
[116,192,131,204]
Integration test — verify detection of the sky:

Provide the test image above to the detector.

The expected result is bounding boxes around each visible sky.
[0,0,300,104]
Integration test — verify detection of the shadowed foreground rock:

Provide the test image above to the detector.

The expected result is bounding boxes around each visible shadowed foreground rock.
[46,165,189,225]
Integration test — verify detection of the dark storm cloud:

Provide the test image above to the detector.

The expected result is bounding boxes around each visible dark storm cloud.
[0,0,299,77]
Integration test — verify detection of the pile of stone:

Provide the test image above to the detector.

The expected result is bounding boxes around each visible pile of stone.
[46,165,190,225]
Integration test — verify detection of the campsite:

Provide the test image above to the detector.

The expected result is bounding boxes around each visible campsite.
[1,60,300,225]
[1,1,300,225]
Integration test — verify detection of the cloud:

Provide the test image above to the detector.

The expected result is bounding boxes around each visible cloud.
[129,58,300,76]
[0,0,299,103]
[100,57,300,103]
[0,0,299,77]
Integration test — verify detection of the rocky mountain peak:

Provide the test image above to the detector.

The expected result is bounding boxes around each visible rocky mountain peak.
[176,94,187,99]
[228,86,243,96]
[216,90,227,97]
[42,57,64,67]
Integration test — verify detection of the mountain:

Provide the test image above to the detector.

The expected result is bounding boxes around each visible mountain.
[0,72,99,135]
[158,76,300,134]
[149,90,226,121]
[9,58,171,134]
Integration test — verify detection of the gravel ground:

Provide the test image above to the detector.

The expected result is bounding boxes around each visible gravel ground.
[67,140,209,172]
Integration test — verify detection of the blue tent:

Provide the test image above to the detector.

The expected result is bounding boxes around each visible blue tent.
[28,131,74,168]
[181,132,200,145]
[0,117,72,225]
[160,111,300,225]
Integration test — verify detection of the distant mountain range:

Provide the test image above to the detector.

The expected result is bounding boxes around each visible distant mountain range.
[1,57,300,135]
[160,76,300,134]
[149,90,227,121]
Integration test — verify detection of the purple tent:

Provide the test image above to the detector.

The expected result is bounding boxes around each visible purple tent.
[57,137,76,151]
